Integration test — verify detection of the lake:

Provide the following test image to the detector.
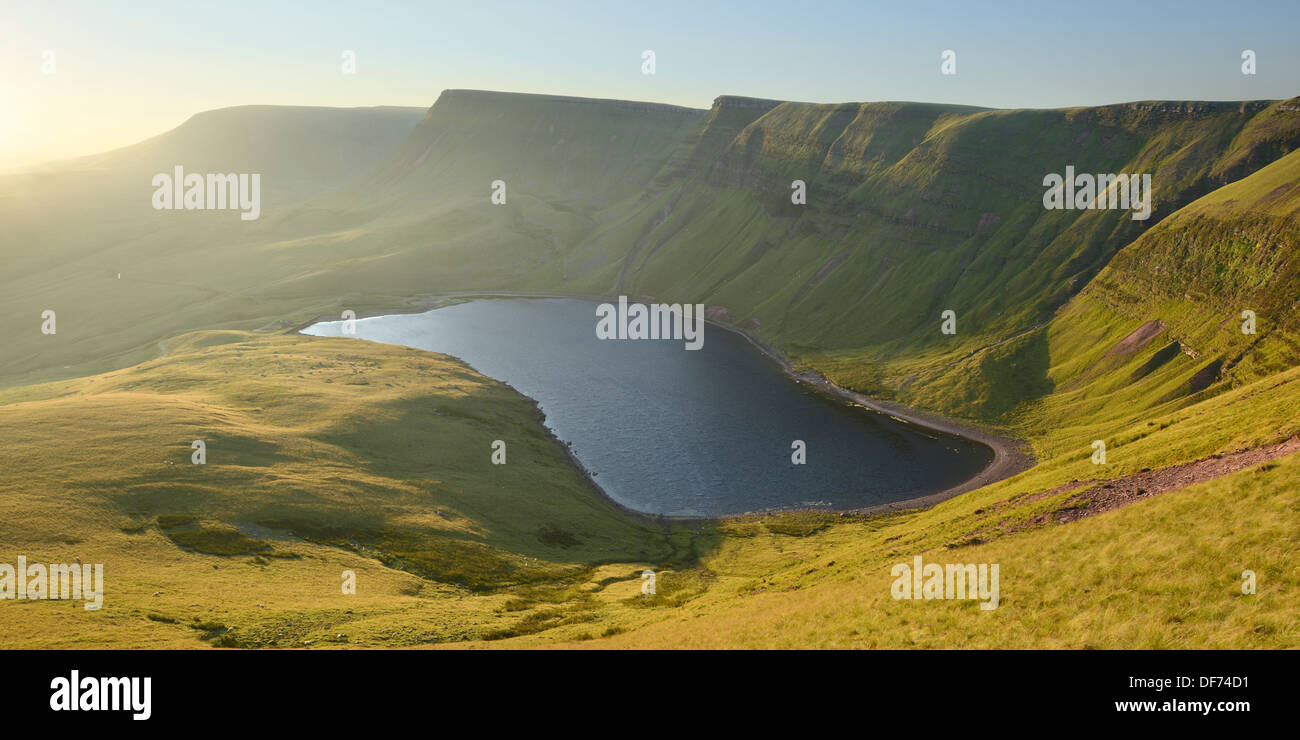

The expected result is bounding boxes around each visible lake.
[303,298,994,517]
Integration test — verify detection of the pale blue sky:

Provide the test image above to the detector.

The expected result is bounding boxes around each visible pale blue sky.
[3,0,1298,168]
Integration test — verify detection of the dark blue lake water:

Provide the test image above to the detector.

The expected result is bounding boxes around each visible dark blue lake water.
[304,298,993,516]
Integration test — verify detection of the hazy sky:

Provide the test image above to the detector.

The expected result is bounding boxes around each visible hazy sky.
[3,0,1298,170]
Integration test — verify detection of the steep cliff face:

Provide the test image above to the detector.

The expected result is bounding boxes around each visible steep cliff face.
[600,96,1300,350]
[1074,145,1300,385]
[841,143,1300,445]
[361,90,706,211]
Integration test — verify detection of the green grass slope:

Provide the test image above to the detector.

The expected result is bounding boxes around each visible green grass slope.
[0,104,426,388]
[878,146,1300,460]
[0,331,705,647]
[0,105,425,263]
[1014,147,1300,455]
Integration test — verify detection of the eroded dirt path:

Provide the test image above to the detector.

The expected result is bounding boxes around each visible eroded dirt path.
[1013,435,1300,531]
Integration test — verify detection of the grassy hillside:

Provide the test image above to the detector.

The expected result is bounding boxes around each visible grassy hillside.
[0,331,706,647]
[5,105,425,216]
[835,146,1300,461]
[0,104,426,388]
[1012,147,1300,457]
[267,90,708,292]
